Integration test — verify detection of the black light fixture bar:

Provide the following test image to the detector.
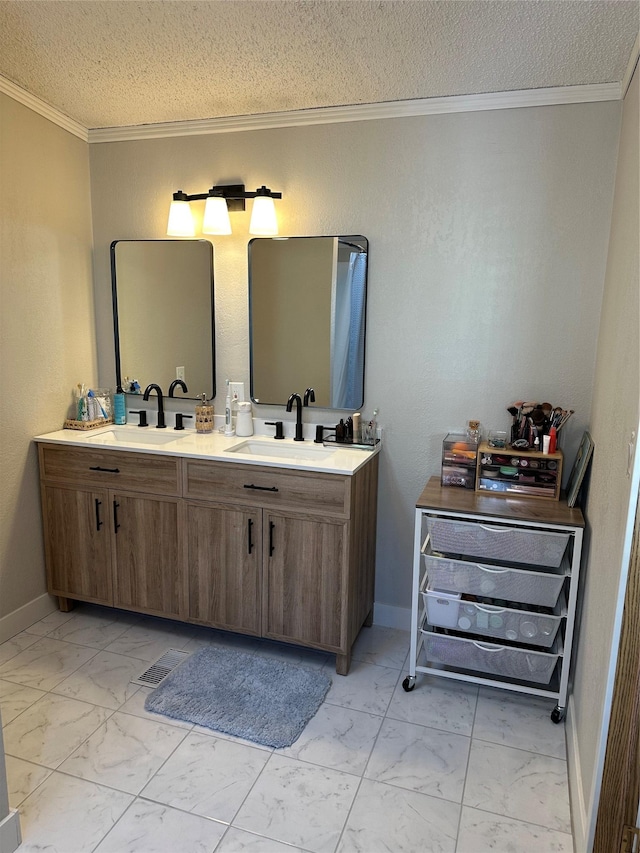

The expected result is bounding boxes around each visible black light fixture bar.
[171,183,282,213]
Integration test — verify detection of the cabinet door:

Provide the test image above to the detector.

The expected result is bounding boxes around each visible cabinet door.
[186,503,261,635]
[112,492,182,618]
[264,512,345,650]
[41,484,112,604]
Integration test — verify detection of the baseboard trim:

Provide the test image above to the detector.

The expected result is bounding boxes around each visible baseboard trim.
[566,694,588,852]
[0,594,57,644]
[0,809,21,853]
[373,603,410,631]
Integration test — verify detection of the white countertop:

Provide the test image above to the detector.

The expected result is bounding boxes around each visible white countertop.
[34,424,380,476]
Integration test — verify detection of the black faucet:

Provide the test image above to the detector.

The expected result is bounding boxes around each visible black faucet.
[168,379,188,398]
[303,388,315,406]
[286,393,304,441]
[143,384,166,428]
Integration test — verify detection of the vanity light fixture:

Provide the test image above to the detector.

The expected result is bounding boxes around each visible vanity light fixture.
[167,184,282,237]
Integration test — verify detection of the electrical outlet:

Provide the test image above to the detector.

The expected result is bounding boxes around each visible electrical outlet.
[229,381,245,402]
[176,366,185,382]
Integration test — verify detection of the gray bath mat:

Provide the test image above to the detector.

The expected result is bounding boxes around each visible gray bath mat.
[144,646,332,748]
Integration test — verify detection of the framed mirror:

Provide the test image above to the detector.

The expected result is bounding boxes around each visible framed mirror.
[249,235,368,409]
[111,239,215,400]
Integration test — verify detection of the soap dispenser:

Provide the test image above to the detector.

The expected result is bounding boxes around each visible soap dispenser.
[195,394,214,433]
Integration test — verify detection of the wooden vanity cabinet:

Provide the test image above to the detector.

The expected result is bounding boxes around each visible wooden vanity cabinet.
[38,442,378,674]
[111,492,182,618]
[40,483,113,605]
[264,511,345,651]
[183,455,378,674]
[38,444,184,618]
[186,501,262,635]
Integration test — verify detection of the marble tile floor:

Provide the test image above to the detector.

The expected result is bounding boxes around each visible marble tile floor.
[0,605,574,852]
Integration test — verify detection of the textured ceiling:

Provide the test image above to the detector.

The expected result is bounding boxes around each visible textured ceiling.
[0,0,638,129]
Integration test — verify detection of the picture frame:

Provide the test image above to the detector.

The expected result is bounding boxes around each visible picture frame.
[566,431,595,508]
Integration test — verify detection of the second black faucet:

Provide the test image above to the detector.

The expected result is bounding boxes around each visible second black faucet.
[143,383,165,428]
[286,393,304,441]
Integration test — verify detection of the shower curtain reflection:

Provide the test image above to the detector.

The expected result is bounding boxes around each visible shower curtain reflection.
[331,250,367,409]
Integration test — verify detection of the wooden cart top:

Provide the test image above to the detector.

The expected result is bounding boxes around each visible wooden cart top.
[416,476,585,528]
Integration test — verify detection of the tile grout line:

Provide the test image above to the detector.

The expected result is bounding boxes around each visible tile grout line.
[331,662,406,853]
[456,801,575,837]
[470,733,568,761]
[454,682,480,852]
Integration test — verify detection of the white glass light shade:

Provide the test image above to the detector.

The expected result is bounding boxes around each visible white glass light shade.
[249,195,278,235]
[202,195,232,235]
[167,200,196,237]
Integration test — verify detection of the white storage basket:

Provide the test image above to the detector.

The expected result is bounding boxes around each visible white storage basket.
[423,581,563,648]
[422,548,566,608]
[427,517,570,568]
[423,631,559,685]
[421,588,461,628]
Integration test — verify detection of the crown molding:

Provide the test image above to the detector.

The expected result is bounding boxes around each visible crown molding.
[0,73,622,145]
[622,32,639,97]
[0,75,88,141]
[88,82,621,143]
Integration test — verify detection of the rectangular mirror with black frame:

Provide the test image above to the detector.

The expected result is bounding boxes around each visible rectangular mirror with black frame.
[248,235,368,409]
[111,239,215,400]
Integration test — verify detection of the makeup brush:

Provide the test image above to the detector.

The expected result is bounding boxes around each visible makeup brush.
[556,410,575,431]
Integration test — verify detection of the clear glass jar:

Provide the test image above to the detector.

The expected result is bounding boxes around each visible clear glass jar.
[465,420,481,444]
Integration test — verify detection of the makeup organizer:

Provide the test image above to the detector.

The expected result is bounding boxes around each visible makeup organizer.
[403,476,585,723]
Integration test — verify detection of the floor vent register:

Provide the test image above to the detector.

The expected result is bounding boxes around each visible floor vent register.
[130,648,192,688]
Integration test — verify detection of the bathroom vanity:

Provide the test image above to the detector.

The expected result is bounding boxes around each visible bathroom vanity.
[35,427,379,674]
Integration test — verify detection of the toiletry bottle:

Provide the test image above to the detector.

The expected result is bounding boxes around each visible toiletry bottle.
[363,408,378,445]
[114,385,126,425]
[224,380,235,436]
[352,412,361,444]
[75,383,87,421]
[195,393,214,433]
[465,420,481,444]
[345,416,353,441]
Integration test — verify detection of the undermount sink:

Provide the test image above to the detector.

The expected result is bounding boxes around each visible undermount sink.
[84,428,185,446]
[225,439,335,461]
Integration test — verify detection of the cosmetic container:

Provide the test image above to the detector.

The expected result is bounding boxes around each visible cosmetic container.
[114,386,126,425]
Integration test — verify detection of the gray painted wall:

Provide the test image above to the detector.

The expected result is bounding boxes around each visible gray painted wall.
[91,102,620,614]
[572,68,639,849]
[3,91,634,849]
[0,94,95,624]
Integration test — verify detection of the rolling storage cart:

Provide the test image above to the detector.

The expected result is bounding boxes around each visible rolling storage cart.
[403,476,585,722]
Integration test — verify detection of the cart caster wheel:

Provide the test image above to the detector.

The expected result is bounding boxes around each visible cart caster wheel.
[551,706,565,723]
[402,676,416,692]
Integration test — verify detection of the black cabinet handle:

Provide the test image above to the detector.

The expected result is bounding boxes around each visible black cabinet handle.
[94,498,103,531]
[89,466,120,474]
[247,518,254,554]
[243,484,278,492]
[113,500,120,533]
[269,521,275,556]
